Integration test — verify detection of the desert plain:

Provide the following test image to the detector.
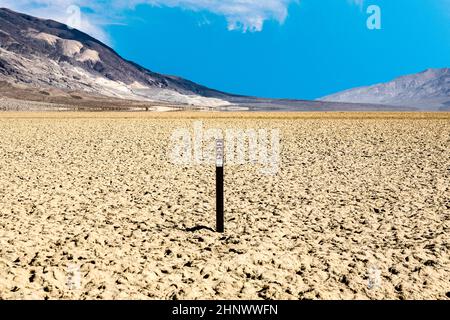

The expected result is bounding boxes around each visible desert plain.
[0,112,449,300]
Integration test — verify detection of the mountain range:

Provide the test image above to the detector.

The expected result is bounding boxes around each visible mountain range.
[320,68,450,111]
[0,8,448,111]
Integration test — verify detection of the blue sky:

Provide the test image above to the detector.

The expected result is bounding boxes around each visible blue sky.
[1,0,450,99]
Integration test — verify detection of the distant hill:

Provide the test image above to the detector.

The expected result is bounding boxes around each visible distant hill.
[320,69,450,111]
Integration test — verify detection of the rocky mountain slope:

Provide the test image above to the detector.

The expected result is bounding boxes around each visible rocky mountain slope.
[0,7,232,107]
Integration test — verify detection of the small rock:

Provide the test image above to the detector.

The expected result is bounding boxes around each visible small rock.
[424,260,436,267]
[388,267,400,275]
[229,248,244,254]
[340,275,350,286]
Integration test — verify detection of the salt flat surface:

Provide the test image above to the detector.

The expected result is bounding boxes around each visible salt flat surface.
[0,112,448,299]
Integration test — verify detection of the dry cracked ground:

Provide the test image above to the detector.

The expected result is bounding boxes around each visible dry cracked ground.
[0,112,449,300]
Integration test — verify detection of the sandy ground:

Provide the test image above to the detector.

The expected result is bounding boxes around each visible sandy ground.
[0,112,449,300]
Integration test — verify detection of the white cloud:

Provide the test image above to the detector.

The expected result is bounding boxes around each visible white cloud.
[0,0,300,35]
[142,0,298,32]
[0,0,110,42]
[0,0,366,40]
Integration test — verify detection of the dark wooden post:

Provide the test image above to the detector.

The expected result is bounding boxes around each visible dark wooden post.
[216,139,224,233]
